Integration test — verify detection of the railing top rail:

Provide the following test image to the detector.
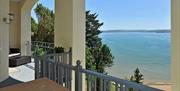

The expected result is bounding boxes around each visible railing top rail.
[44,58,76,70]
[34,51,71,59]
[31,41,54,44]
[31,41,54,49]
[45,52,71,57]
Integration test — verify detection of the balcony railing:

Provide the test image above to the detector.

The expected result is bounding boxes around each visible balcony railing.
[31,41,55,55]
[34,53,162,91]
[31,41,54,49]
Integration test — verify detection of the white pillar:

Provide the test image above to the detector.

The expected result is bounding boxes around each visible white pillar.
[9,2,21,48]
[20,9,31,56]
[171,0,180,91]
[55,0,85,66]
[0,0,9,82]
[20,0,37,56]
[55,0,85,90]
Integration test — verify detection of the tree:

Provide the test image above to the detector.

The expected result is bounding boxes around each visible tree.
[31,17,38,33]
[86,11,114,73]
[86,11,103,48]
[96,44,114,73]
[32,4,54,42]
[128,68,144,91]
[129,68,144,91]
[130,68,144,83]
[86,47,95,70]
[86,11,114,91]
[31,17,38,41]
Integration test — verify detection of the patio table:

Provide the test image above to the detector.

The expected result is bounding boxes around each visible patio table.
[0,78,68,91]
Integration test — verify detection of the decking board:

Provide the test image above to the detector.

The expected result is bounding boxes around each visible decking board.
[0,78,68,91]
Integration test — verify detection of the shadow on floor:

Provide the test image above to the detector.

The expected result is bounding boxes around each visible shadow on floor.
[0,77,23,88]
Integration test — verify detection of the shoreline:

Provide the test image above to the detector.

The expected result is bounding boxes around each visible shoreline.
[144,80,171,85]
[144,80,171,91]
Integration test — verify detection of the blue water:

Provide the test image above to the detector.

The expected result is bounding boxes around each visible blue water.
[100,32,171,82]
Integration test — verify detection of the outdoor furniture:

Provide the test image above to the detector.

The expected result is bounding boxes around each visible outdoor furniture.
[8,48,31,67]
[9,56,31,67]
[8,53,20,58]
[0,78,68,91]
[9,48,20,54]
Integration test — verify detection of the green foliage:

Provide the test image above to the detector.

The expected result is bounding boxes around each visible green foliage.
[86,11,103,48]
[86,11,114,91]
[32,4,54,43]
[31,17,38,41]
[130,68,144,83]
[94,44,114,73]
[33,47,45,57]
[128,68,144,91]
[86,11,114,73]
[54,47,65,53]
[86,47,96,70]
[31,17,38,33]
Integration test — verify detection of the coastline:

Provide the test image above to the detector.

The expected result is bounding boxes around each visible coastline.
[101,32,171,91]
[102,30,171,33]
[144,80,171,91]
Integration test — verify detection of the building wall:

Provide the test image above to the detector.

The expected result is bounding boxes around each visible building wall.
[55,0,85,90]
[0,0,37,82]
[9,0,37,55]
[54,0,73,49]
[55,0,85,68]
[20,0,37,56]
[0,0,9,82]
[171,0,180,91]
[9,2,21,48]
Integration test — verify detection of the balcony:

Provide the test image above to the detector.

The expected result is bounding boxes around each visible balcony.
[1,0,180,90]
[34,50,162,91]
[0,41,162,91]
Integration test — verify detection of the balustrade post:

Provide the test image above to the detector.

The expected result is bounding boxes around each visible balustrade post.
[69,48,72,90]
[75,60,82,91]
[35,56,39,79]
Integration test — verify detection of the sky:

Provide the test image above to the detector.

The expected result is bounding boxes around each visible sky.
[31,0,170,30]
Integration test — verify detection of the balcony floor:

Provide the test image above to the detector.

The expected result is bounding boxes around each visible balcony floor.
[9,62,35,82]
[0,78,68,91]
[0,59,35,88]
[0,77,22,88]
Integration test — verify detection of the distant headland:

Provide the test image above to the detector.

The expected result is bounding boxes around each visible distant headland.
[102,30,171,33]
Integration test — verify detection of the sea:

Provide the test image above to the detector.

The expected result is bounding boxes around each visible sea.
[100,32,171,82]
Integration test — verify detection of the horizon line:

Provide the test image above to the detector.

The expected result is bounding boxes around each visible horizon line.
[102,29,171,31]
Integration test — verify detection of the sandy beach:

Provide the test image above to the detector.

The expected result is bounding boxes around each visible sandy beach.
[144,80,171,91]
